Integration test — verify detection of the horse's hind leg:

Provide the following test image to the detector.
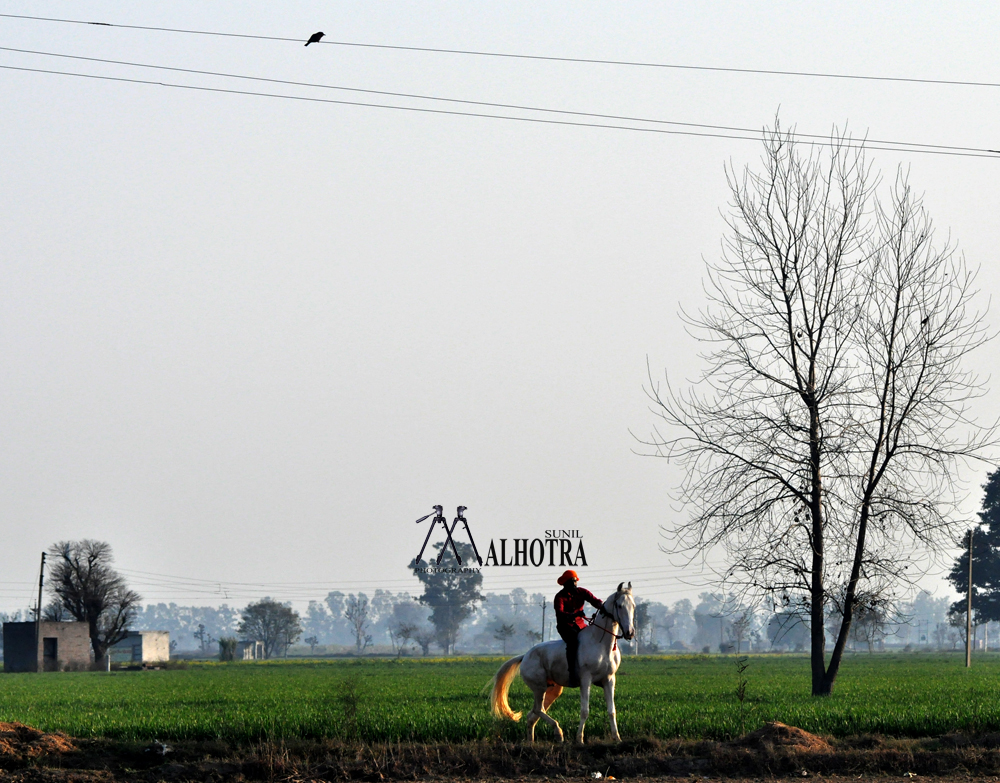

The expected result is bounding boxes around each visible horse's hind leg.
[525,712,540,742]
[543,684,563,711]
[524,688,545,742]
[537,711,564,742]
[532,683,563,741]
[523,683,564,742]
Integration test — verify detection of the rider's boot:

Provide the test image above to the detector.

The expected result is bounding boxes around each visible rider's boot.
[568,653,580,688]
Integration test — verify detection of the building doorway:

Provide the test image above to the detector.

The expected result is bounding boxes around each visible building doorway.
[42,637,58,671]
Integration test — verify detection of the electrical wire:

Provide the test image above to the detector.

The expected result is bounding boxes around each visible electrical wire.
[109,563,708,606]
[1,46,995,156]
[2,12,1000,91]
[115,571,703,599]
[0,562,717,614]
[116,561,701,585]
[1,63,997,158]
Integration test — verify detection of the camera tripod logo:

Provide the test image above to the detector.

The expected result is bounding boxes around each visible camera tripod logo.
[412,505,483,567]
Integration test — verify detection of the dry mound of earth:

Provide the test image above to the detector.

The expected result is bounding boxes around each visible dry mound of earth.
[734,721,831,752]
[0,722,76,759]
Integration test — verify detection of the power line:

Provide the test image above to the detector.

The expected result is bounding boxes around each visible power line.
[118,561,699,584]
[2,12,1000,91]
[0,63,774,144]
[0,567,712,612]
[116,566,703,595]
[109,564,708,606]
[1,46,995,157]
[1,63,997,159]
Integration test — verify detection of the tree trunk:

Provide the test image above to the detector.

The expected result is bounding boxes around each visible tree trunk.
[808,401,829,696]
[88,617,106,663]
[818,499,873,694]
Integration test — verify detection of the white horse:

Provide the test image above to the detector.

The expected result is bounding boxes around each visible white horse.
[490,582,635,743]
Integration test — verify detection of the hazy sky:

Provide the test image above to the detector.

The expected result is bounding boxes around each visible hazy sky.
[2,2,998,614]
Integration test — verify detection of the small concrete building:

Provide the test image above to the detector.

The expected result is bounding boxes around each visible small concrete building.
[109,631,170,665]
[237,640,264,660]
[2,621,92,672]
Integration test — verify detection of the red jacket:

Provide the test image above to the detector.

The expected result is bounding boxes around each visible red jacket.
[554,585,604,631]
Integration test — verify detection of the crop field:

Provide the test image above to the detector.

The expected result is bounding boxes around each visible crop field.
[2,654,1000,743]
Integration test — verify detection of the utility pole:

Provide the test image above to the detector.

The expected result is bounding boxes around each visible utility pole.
[34,552,46,673]
[540,602,546,642]
[966,528,974,668]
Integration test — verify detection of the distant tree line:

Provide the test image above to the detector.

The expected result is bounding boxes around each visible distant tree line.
[18,524,990,662]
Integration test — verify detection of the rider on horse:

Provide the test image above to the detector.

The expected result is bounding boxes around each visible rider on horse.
[554,569,605,687]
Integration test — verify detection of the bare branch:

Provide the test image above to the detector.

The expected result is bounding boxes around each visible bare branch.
[641,118,995,695]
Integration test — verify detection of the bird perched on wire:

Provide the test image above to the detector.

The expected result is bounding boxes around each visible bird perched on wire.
[305,31,325,46]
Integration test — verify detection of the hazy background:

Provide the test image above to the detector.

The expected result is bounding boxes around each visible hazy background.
[1,1,998,613]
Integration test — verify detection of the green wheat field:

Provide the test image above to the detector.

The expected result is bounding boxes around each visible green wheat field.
[1,654,999,743]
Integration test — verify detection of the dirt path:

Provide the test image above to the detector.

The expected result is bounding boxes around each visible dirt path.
[2,721,1000,781]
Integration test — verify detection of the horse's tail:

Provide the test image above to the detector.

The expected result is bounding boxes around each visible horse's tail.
[490,654,524,721]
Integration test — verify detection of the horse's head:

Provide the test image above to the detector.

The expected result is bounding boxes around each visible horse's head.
[613,581,636,640]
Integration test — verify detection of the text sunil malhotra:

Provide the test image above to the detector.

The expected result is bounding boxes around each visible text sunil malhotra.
[483,530,587,567]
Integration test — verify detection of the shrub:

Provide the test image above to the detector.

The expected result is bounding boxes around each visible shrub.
[218,637,238,662]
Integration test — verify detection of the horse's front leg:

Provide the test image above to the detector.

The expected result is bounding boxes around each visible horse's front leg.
[603,674,620,742]
[576,676,592,744]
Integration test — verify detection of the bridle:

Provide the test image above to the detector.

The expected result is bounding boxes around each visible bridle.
[587,592,633,648]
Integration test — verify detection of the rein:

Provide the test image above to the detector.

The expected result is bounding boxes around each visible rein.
[587,603,627,650]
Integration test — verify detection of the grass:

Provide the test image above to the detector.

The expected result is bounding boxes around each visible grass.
[1,653,1000,743]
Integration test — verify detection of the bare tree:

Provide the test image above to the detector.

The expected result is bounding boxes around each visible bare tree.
[493,621,516,655]
[644,121,993,695]
[728,610,753,655]
[826,592,892,653]
[767,611,810,651]
[193,623,216,654]
[661,613,676,647]
[344,593,373,654]
[41,600,69,622]
[854,605,890,653]
[412,627,435,656]
[933,621,949,650]
[394,623,417,656]
[947,607,977,650]
[47,540,142,662]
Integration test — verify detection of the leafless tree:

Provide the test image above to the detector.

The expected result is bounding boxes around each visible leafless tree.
[947,607,978,650]
[826,591,892,653]
[344,593,373,654]
[394,622,417,656]
[644,121,993,695]
[193,623,216,654]
[767,611,810,651]
[728,610,753,655]
[41,600,69,622]
[47,540,142,662]
[412,627,435,656]
[493,621,516,655]
[854,606,890,653]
